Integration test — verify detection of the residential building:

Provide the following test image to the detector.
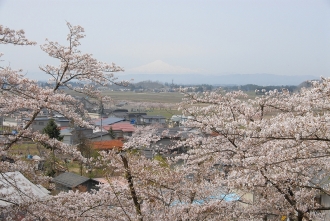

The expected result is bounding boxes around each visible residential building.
[86,131,111,141]
[0,171,50,207]
[138,115,166,126]
[92,117,125,127]
[53,172,99,192]
[103,122,135,139]
[24,117,50,132]
[126,112,147,124]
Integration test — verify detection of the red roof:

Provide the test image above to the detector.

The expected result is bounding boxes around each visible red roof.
[92,140,123,151]
[103,122,135,133]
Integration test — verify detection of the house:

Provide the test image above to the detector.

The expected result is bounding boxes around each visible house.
[127,112,147,124]
[86,131,111,141]
[54,116,71,127]
[103,122,135,139]
[170,115,194,127]
[92,117,125,127]
[23,115,70,132]
[138,115,166,126]
[0,171,50,207]
[110,109,129,118]
[53,172,99,192]
[24,117,50,132]
[71,128,93,145]
[61,128,74,145]
[61,128,113,145]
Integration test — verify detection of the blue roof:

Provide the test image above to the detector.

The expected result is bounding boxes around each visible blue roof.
[171,193,239,206]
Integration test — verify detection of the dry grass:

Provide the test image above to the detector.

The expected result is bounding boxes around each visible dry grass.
[9,142,42,156]
[102,91,185,103]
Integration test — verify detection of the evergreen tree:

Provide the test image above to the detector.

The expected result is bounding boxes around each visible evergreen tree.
[108,126,116,139]
[42,118,63,176]
[42,118,63,144]
[76,131,93,176]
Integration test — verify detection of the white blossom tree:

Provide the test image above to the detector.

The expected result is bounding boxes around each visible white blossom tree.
[174,84,330,221]
[0,23,126,218]
[1,22,330,221]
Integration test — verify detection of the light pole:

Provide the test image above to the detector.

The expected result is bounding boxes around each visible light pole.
[99,97,104,141]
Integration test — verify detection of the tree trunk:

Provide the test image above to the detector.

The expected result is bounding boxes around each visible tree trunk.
[80,161,83,176]
[52,147,55,173]
[120,154,143,221]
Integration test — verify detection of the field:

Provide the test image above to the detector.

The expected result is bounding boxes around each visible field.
[67,89,259,105]
[66,89,261,119]
[9,142,41,156]
[101,91,185,103]
[102,91,259,103]
[8,142,102,177]
[102,91,261,119]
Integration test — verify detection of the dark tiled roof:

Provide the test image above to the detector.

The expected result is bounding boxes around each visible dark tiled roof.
[55,119,70,122]
[140,115,166,119]
[53,172,90,188]
[85,131,109,139]
[128,113,147,117]
[113,109,128,113]
[23,117,49,121]
[113,112,128,118]
[74,128,93,132]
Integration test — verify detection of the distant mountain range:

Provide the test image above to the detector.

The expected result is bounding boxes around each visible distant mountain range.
[119,73,319,86]
[122,60,320,86]
[29,59,321,86]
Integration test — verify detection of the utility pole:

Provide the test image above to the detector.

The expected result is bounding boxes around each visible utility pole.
[99,97,104,141]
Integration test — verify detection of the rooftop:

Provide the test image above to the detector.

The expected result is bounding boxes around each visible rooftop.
[85,131,109,139]
[53,172,90,188]
[103,122,135,132]
[0,171,50,206]
[92,140,123,151]
[140,115,166,119]
[93,117,124,126]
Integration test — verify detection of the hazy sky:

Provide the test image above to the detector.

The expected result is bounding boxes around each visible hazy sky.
[0,0,329,81]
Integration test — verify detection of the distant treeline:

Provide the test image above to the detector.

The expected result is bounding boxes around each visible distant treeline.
[222,84,298,92]
[38,80,313,93]
[167,81,313,93]
[173,83,300,93]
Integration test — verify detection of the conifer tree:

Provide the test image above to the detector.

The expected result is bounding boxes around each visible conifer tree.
[42,118,63,176]
[108,126,116,139]
[42,119,63,148]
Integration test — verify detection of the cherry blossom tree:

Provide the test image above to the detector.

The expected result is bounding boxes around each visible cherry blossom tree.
[0,22,126,218]
[175,83,330,221]
[0,22,125,151]
[2,22,330,221]
[0,24,36,46]
[24,126,239,221]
